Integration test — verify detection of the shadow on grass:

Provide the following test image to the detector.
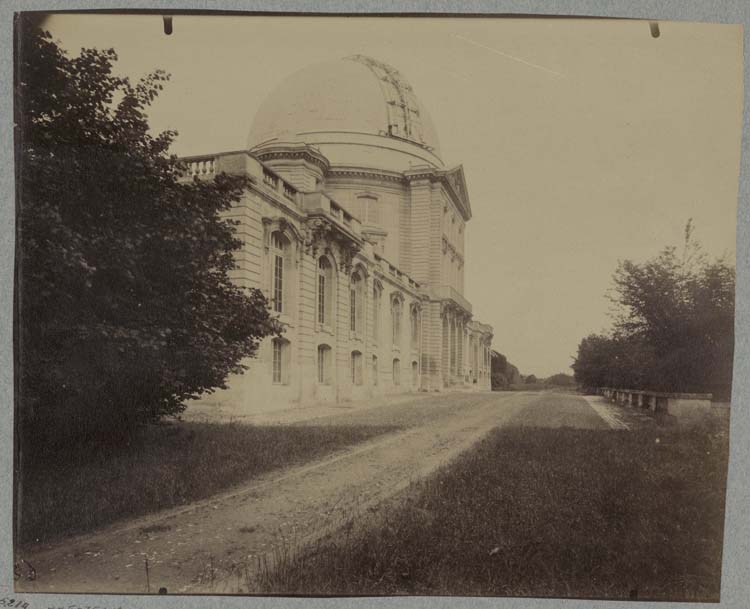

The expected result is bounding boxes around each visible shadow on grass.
[18,421,398,546]
[259,421,729,601]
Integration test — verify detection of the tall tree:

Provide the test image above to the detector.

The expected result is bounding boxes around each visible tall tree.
[573,221,734,397]
[16,21,281,446]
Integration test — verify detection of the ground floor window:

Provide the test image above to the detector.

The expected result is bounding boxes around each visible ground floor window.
[372,355,379,386]
[351,351,363,386]
[317,344,332,385]
[393,358,401,386]
[272,338,290,385]
[411,360,419,388]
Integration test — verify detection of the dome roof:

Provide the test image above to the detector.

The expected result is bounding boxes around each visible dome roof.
[247,55,443,172]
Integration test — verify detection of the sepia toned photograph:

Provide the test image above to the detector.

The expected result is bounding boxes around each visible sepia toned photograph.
[11,11,743,602]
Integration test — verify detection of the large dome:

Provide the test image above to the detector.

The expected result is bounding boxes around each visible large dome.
[247,55,443,172]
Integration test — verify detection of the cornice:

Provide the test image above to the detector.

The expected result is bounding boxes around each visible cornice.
[326,168,406,184]
[254,146,331,174]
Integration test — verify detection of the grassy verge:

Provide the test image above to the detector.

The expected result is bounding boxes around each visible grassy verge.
[260,421,729,601]
[19,421,396,546]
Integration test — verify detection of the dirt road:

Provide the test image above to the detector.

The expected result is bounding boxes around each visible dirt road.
[16,391,624,594]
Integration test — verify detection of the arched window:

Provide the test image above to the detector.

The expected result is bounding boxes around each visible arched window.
[317,257,333,327]
[393,358,401,386]
[271,338,290,385]
[351,351,363,386]
[270,231,290,313]
[317,344,332,385]
[350,271,364,335]
[372,283,382,343]
[372,355,379,386]
[410,306,420,350]
[411,361,419,388]
[391,296,403,346]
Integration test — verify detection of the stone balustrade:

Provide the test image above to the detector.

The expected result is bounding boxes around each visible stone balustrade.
[178,152,303,208]
[599,387,714,423]
[181,156,216,179]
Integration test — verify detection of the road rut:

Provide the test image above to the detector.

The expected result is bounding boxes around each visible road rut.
[17,391,541,594]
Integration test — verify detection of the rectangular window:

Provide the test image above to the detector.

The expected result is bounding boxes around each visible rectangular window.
[373,291,380,342]
[367,200,379,225]
[318,275,325,324]
[272,340,282,384]
[317,346,330,384]
[273,254,283,313]
[351,352,363,386]
[392,302,401,345]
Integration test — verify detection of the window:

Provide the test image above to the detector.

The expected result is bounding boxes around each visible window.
[410,306,420,349]
[442,316,449,375]
[317,344,332,384]
[372,283,382,343]
[272,338,289,385]
[372,355,379,386]
[393,358,401,386]
[351,351,363,386]
[450,320,457,376]
[412,361,419,388]
[358,195,379,225]
[270,231,289,313]
[317,257,333,326]
[350,271,364,334]
[391,297,403,345]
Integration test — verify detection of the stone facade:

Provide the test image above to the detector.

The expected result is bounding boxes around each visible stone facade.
[183,55,494,414]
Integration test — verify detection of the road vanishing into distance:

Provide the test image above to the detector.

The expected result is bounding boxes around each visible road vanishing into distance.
[16,391,631,595]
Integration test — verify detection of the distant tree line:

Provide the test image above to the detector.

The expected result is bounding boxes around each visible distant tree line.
[16,22,281,449]
[572,221,734,399]
[543,373,576,387]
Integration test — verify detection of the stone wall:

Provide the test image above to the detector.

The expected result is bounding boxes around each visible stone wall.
[600,387,718,425]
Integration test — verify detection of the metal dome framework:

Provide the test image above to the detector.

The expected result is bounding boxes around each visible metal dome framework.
[347,55,434,152]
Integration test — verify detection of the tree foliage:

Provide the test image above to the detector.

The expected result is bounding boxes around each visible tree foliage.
[16,21,281,445]
[490,350,521,390]
[573,221,734,398]
[544,373,576,387]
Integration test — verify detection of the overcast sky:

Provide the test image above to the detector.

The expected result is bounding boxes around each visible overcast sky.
[43,14,743,378]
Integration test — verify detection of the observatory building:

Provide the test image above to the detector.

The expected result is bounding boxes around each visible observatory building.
[184,55,493,412]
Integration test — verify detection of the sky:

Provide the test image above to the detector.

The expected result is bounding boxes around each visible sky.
[43,14,743,377]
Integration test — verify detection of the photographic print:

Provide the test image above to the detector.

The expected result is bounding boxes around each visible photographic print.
[12,12,742,601]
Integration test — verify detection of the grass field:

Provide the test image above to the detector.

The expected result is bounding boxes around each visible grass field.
[260,421,729,601]
[18,420,396,546]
